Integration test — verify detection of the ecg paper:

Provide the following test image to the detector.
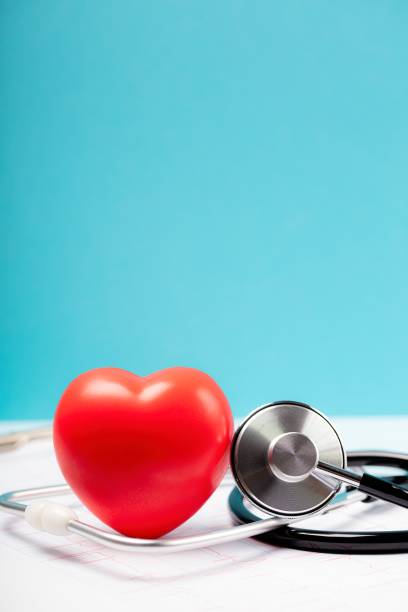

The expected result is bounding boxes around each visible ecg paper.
[1,418,407,612]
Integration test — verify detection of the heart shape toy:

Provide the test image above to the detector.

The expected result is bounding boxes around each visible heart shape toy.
[53,367,233,538]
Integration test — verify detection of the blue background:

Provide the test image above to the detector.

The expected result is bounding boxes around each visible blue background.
[2,2,408,420]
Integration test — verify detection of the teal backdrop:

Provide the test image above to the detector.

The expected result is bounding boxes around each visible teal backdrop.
[1,2,408,419]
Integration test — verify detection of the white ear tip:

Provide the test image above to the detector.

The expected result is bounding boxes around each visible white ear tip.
[25,501,78,535]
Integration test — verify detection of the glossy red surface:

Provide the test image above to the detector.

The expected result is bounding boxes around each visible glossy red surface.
[53,367,234,538]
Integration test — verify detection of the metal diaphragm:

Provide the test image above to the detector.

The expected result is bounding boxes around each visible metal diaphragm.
[230,401,346,517]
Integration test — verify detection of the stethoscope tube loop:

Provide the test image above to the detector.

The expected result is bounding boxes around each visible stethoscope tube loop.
[2,451,407,554]
[229,451,408,554]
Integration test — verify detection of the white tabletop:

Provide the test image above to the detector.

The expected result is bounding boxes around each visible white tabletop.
[1,418,407,612]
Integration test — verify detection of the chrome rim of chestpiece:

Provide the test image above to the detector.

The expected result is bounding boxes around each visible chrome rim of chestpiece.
[231,401,346,516]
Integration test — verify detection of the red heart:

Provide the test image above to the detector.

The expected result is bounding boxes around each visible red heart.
[53,367,233,538]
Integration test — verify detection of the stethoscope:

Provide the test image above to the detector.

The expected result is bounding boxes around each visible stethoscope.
[1,400,408,554]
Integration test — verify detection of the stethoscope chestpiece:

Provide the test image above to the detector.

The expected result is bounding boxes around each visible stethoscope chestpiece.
[230,401,346,517]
